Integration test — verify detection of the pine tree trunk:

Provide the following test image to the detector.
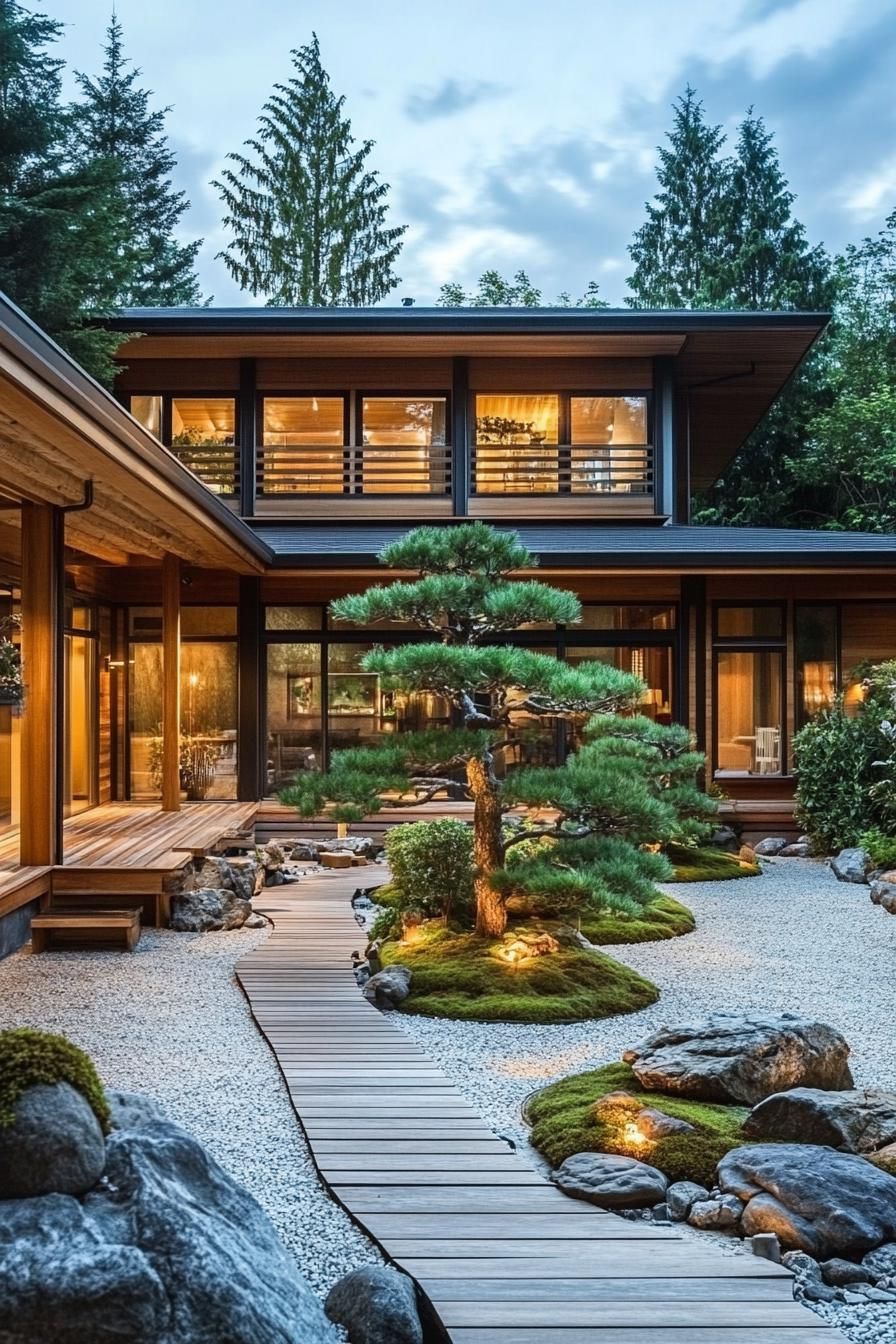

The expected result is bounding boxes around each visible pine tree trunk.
[466,755,507,937]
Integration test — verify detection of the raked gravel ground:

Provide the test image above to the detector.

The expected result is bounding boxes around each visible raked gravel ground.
[0,923,382,1305]
[389,856,896,1344]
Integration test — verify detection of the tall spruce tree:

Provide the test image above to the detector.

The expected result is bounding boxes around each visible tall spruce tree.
[626,87,729,308]
[72,13,203,307]
[215,34,405,305]
[0,0,128,381]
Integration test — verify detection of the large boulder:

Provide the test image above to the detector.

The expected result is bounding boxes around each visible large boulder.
[753,837,789,857]
[870,881,896,915]
[554,1152,667,1209]
[169,888,252,932]
[362,966,411,1010]
[717,1143,896,1258]
[688,1194,744,1230]
[186,855,258,902]
[831,848,870,884]
[106,1090,166,1133]
[0,1082,105,1200]
[0,1119,336,1344]
[744,1087,896,1153]
[325,1266,422,1344]
[623,1011,853,1105]
[666,1180,709,1221]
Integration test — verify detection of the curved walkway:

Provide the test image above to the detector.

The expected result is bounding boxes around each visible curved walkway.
[237,869,843,1344]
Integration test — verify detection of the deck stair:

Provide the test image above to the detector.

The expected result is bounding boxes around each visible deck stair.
[237,869,844,1344]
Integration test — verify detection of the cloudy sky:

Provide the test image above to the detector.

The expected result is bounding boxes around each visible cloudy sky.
[59,0,896,306]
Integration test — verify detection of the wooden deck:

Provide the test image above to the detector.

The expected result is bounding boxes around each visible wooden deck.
[237,871,843,1344]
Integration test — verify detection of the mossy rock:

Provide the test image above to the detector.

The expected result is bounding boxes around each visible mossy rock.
[526,1061,747,1185]
[664,842,761,883]
[0,1027,110,1133]
[580,894,695,945]
[379,924,659,1024]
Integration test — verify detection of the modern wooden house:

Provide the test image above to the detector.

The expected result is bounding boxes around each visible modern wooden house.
[2,294,895,952]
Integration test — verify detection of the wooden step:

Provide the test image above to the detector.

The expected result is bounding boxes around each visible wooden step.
[31,906,141,953]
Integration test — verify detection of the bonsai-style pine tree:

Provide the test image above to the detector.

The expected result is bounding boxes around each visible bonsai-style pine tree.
[281,524,715,937]
[215,33,405,306]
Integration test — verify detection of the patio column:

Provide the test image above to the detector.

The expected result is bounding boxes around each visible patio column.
[20,501,62,865]
[161,552,181,812]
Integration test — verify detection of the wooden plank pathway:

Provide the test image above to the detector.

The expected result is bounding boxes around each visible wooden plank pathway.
[237,870,843,1344]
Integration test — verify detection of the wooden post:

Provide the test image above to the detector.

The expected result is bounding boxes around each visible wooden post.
[20,502,61,865]
[161,553,181,811]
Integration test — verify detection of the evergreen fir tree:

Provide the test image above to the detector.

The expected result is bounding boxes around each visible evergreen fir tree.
[280,523,715,936]
[626,87,729,308]
[0,0,128,382]
[215,34,405,306]
[437,270,606,307]
[72,12,203,307]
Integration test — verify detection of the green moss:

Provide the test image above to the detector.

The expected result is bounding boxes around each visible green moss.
[379,925,659,1024]
[0,1027,110,1132]
[526,1061,747,1184]
[664,842,761,882]
[580,894,695,944]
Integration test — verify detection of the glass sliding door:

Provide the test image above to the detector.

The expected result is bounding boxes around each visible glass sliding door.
[265,643,322,792]
[63,631,97,816]
[716,649,784,775]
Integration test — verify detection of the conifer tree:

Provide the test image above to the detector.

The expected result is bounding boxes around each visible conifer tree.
[0,0,128,381]
[627,87,729,308]
[215,34,405,306]
[437,270,606,307]
[280,523,714,936]
[72,13,203,307]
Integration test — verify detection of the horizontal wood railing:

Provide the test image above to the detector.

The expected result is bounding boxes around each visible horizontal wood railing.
[472,443,654,496]
[256,444,452,497]
[170,443,240,497]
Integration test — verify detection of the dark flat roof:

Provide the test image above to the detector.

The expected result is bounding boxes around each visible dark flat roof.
[252,521,896,570]
[105,306,830,336]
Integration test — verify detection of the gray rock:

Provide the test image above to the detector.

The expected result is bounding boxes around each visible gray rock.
[779,842,811,858]
[667,1180,709,1221]
[362,965,412,1010]
[219,889,252,930]
[243,912,268,929]
[636,1107,696,1140]
[718,1143,896,1258]
[750,1233,782,1262]
[754,837,789,856]
[708,826,739,853]
[106,1090,166,1133]
[800,1278,841,1303]
[623,1011,853,1105]
[870,881,896,914]
[831,847,870,884]
[554,1152,668,1209]
[0,1119,335,1343]
[290,842,320,862]
[169,887,224,932]
[744,1087,896,1153]
[187,855,258,903]
[0,1081,105,1200]
[850,1284,896,1302]
[820,1257,872,1287]
[863,1242,896,1280]
[783,1250,822,1277]
[325,1266,422,1344]
[688,1194,744,1230]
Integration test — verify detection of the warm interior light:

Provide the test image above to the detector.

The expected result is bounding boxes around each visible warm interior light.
[624,1119,647,1146]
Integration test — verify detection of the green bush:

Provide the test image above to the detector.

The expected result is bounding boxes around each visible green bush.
[859,827,896,871]
[384,818,474,923]
[794,695,883,852]
[0,1027,110,1131]
[526,1061,747,1184]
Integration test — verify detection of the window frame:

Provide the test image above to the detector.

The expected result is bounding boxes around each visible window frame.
[128,391,240,496]
[712,601,788,778]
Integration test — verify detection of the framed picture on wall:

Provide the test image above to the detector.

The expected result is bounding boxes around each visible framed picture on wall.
[286,674,315,719]
[328,673,379,716]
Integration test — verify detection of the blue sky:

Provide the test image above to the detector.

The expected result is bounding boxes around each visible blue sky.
[59,0,896,305]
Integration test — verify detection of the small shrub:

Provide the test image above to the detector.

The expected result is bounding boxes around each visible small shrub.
[859,827,896,872]
[0,1027,110,1131]
[385,818,474,924]
[794,696,882,852]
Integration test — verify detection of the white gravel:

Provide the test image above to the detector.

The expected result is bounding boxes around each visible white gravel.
[388,857,896,1344]
[0,925,381,1301]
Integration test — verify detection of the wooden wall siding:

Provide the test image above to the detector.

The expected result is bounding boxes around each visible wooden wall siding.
[98,606,112,805]
[841,604,896,674]
[467,357,652,390]
[467,495,656,520]
[67,566,241,606]
[257,574,684,604]
[709,576,896,601]
[115,334,686,361]
[257,357,453,390]
[115,359,241,393]
[254,497,455,521]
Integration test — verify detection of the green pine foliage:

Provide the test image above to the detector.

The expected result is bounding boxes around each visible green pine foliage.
[281,522,716,941]
[71,14,203,307]
[0,1027,110,1131]
[384,819,474,924]
[526,1061,747,1185]
[216,34,405,306]
[437,269,607,308]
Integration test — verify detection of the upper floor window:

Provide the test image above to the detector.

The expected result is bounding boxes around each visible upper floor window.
[570,395,650,495]
[474,395,559,494]
[261,397,345,494]
[361,396,449,494]
[129,394,238,496]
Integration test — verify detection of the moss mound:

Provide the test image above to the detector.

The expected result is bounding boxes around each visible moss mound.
[664,842,761,882]
[580,894,695,945]
[526,1061,747,1185]
[0,1027,110,1132]
[379,924,659,1024]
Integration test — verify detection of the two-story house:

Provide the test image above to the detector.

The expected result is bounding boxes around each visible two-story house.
[1,297,895,948]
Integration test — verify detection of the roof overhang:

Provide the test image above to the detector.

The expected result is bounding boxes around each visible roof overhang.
[0,294,271,570]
